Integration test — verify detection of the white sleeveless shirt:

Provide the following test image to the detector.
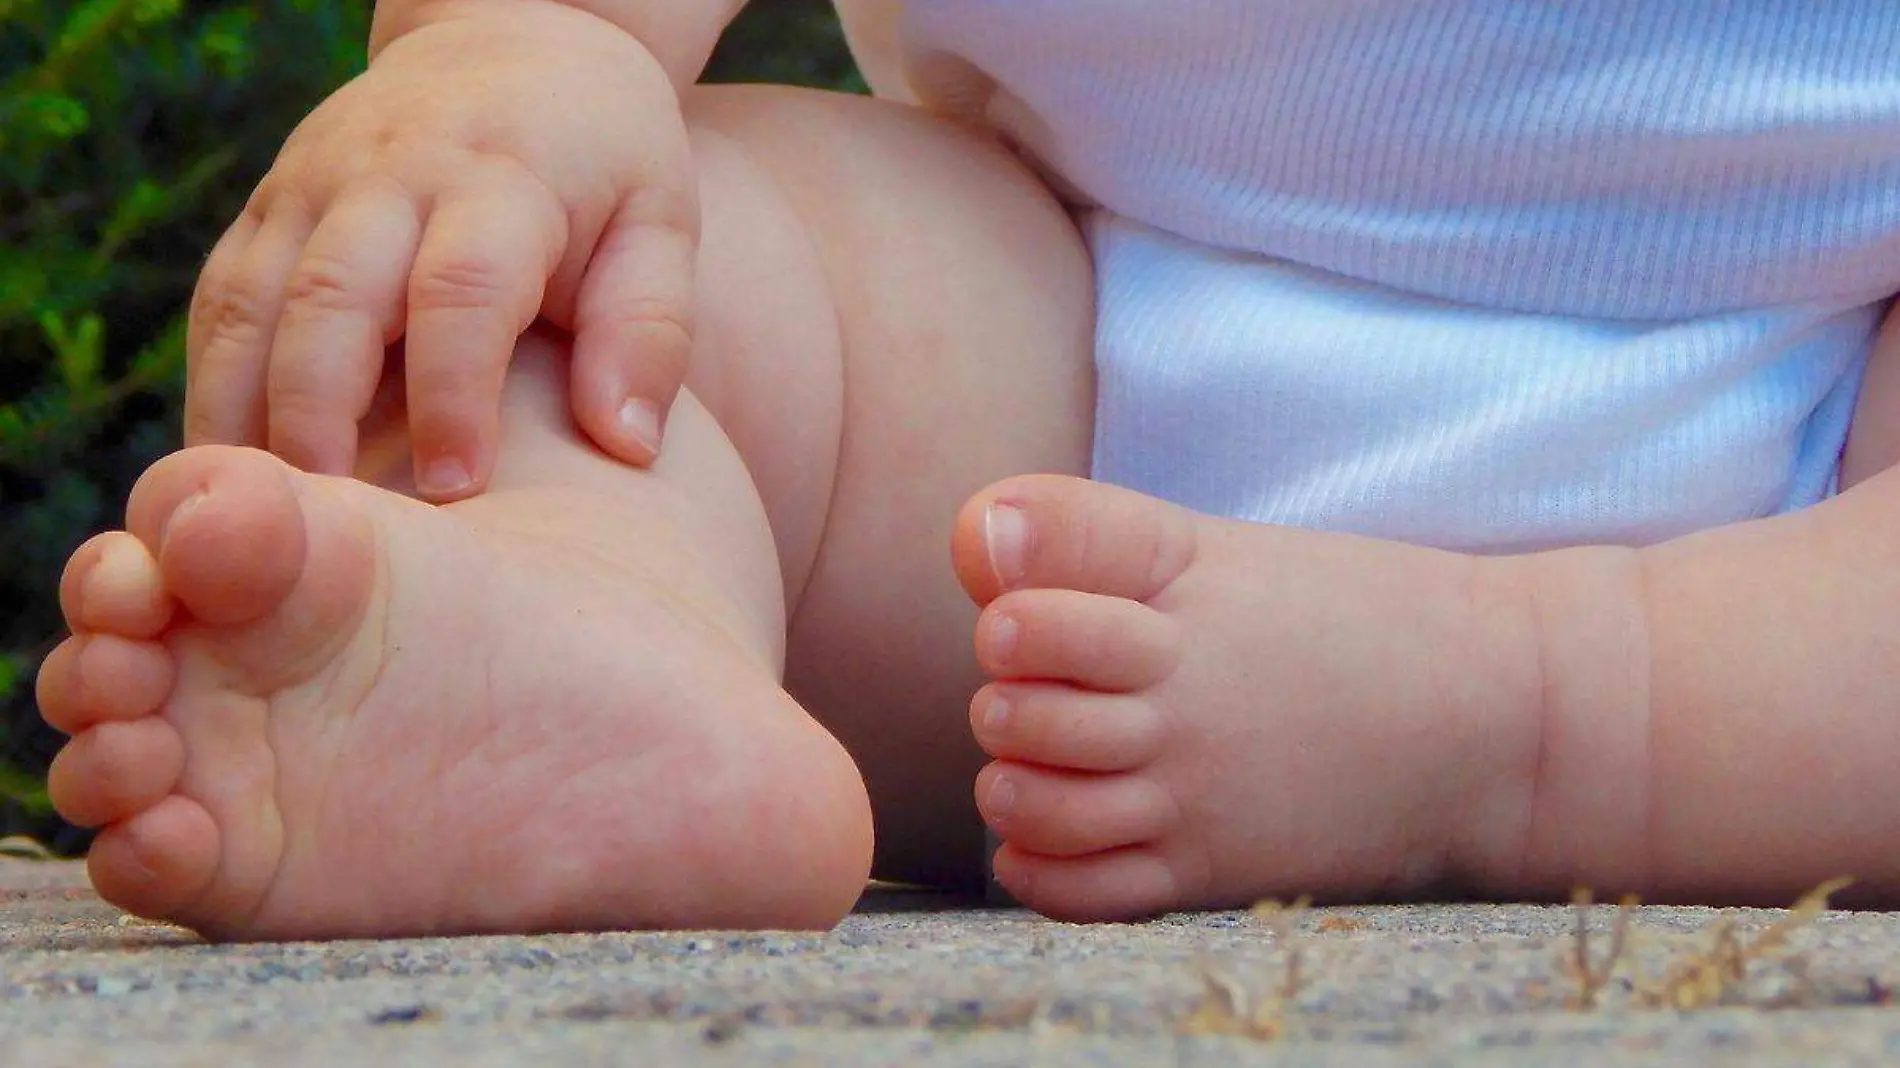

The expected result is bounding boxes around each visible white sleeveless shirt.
[835,1,1900,550]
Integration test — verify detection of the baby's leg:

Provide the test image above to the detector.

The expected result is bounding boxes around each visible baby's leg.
[684,87,1095,889]
[1840,301,1900,486]
[37,88,1093,937]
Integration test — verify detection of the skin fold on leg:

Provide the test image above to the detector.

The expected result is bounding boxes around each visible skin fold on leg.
[681,85,1096,889]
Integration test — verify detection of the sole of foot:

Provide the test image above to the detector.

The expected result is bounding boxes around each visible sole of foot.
[39,445,873,940]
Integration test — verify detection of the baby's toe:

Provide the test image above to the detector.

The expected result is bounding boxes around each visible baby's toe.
[971,682,1165,771]
[991,843,1183,922]
[126,446,309,627]
[976,589,1179,690]
[59,532,173,639]
[86,795,221,924]
[977,761,1179,857]
[46,719,185,828]
[37,634,176,735]
[954,474,1199,604]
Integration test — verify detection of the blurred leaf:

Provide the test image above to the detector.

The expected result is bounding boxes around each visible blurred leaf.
[6,90,89,141]
[0,769,52,815]
[38,310,104,394]
[128,0,179,26]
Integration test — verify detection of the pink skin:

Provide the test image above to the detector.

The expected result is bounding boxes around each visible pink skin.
[36,434,873,940]
[948,475,1534,919]
[186,5,696,499]
[949,468,1900,921]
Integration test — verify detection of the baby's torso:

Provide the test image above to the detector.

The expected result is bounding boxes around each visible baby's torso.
[839,0,1900,549]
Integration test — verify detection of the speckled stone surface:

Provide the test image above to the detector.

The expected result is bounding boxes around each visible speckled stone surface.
[3,859,1897,1066]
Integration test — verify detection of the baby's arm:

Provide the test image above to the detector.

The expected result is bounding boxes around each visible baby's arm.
[1839,300,1900,488]
[370,0,745,90]
[186,0,755,500]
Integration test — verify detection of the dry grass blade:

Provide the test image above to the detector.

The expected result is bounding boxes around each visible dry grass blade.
[1178,896,1313,1040]
[0,836,54,860]
[1180,960,1292,1041]
[1632,877,1852,1011]
[1562,889,1638,1011]
[1747,876,1853,961]
[1250,896,1311,1002]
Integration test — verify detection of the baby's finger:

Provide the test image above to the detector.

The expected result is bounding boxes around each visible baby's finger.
[183,215,259,446]
[268,184,421,475]
[184,206,313,448]
[185,215,258,391]
[569,186,698,466]
[403,180,564,500]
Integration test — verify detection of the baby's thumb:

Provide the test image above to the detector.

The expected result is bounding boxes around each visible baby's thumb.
[570,189,698,466]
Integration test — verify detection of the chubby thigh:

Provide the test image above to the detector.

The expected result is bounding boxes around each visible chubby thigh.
[679,85,1095,888]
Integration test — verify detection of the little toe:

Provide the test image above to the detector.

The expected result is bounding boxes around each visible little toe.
[954,474,1199,604]
[977,589,1180,690]
[971,682,1165,771]
[87,795,221,924]
[59,532,173,638]
[991,843,1183,922]
[125,446,309,627]
[977,761,1179,857]
[37,634,176,735]
[47,719,186,828]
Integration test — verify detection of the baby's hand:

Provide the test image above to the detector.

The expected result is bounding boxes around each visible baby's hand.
[186,3,696,498]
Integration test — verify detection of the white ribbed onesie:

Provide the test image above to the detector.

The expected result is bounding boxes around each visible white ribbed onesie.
[835,1,1900,551]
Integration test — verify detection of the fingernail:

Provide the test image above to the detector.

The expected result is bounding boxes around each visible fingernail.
[984,503,1029,587]
[418,456,473,498]
[618,398,662,456]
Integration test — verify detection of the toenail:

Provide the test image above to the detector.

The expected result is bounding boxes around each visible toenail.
[984,613,1019,666]
[617,398,663,455]
[157,493,206,548]
[418,456,473,498]
[119,829,159,886]
[986,774,1017,816]
[980,692,1011,736]
[92,541,138,585]
[984,504,1030,587]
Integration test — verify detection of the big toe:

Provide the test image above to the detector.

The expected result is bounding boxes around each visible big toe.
[953,475,1201,605]
[86,795,222,924]
[126,446,313,627]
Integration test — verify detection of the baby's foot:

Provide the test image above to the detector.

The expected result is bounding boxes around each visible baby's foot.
[36,446,872,939]
[951,476,1539,921]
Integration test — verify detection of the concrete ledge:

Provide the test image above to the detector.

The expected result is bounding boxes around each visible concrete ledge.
[3,860,1897,1065]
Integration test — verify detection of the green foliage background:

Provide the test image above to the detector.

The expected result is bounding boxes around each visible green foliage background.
[0,0,860,849]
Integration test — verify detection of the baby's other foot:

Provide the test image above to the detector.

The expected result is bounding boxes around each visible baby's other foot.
[37,445,871,940]
[951,476,1539,921]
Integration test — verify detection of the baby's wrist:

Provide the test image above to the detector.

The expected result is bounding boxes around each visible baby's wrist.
[370,0,730,89]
